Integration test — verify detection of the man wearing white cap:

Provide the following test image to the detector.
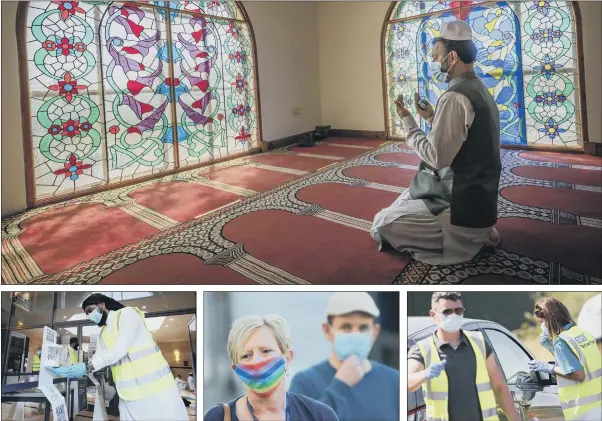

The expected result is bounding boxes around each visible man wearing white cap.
[289,292,399,421]
[371,20,502,266]
[578,293,602,353]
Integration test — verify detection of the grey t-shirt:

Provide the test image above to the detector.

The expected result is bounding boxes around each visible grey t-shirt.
[408,330,494,421]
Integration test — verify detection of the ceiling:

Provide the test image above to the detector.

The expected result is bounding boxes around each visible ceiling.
[2,292,195,329]
[10,314,194,346]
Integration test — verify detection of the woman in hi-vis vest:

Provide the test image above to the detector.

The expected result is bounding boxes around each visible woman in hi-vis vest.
[48,293,189,421]
[529,298,602,421]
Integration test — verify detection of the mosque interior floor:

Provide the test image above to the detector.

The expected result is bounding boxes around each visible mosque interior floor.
[2,138,600,285]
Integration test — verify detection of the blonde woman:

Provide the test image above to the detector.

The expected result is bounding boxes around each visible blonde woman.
[204,314,338,421]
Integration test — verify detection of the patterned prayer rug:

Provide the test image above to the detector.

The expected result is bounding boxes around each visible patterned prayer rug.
[2,139,600,285]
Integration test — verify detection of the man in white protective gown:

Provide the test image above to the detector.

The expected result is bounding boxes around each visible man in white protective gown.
[187,372,195,392]
[48,293,189,421]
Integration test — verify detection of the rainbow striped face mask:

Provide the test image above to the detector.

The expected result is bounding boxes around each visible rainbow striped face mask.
[234,355,287,396]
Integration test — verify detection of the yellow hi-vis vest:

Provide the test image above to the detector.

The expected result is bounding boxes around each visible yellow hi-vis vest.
[68,347,78,364]
[32,354,40,372]
[99,307,175,401]
[556,325,602,421]
[418,331,499,421]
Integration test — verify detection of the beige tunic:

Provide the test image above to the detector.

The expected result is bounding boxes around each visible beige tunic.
[370,92,494,265]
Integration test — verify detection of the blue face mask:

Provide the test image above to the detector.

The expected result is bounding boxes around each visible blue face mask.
[429,52,452,84]
[333,332,373,361]
[87,307,103,325]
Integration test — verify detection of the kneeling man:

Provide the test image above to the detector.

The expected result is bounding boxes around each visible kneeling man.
[371,20,501,265]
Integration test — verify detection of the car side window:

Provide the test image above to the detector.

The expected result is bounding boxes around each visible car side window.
[484,329,532,384]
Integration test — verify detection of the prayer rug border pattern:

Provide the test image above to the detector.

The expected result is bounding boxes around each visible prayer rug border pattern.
[2,141,600,285]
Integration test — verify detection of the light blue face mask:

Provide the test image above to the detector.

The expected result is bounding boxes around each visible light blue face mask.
[333,332,373,361]
[429,52,452,84]
[87,307,103,325]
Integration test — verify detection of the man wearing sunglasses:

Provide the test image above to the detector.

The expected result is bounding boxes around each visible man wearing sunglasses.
[408,292,519,421]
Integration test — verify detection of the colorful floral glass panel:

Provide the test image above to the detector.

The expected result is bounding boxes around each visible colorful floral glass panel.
[27,1,108,198]
[169,0,241,19]
[168,14,257,166]
[25,1,257,201]
[100,4,175,181]
[385,1,581,148]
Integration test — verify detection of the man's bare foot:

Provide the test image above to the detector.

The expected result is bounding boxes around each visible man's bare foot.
[484,227,500,249]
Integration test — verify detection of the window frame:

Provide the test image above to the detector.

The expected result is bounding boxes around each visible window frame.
[481,326,535,384]
[380,0,590,152]
[17,0,265,209]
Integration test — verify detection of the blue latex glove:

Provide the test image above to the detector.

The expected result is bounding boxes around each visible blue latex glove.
[539,332,554,352]
[528,360,555,374]
[425,360,447,379]
[46,363,87,378]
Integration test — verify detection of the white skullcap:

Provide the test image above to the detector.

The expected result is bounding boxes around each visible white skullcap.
[440,20,472,41]
[577,293,601,340]
[326,292,380,318]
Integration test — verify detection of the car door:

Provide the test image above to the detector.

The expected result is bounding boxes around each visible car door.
[481,327,564,421]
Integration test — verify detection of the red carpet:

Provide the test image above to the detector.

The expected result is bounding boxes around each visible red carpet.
[343,166,416,187]
[17,203,157,274]
[130,181,241,222]
[2,139,600,285]
[201,165,300,192]
[297,183,398,222]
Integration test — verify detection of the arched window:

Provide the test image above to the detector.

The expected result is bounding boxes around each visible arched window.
[383,1,584,149]
[19,1,260,205]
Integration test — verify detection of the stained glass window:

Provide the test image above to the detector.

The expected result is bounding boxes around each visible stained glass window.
[23,1,259,201]
[384,1,582,148]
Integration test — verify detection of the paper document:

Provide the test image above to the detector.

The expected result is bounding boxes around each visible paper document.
[88,373,109,421]
[38,326,69,421]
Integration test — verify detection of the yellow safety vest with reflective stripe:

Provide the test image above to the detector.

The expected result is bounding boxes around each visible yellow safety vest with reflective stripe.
[418,331,499,421]
[100,307,175,401]
[68,347,78,364]
[33,354,40,372]
[556,326,602,421]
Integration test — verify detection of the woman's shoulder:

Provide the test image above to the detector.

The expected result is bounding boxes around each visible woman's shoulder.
[203,404,225,421]
[204,400,237,421]
[289,392,339,420]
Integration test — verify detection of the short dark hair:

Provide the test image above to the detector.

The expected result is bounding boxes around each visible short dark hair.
[327,311,377,325]
[433,38,477,64]
[431,292,463,308]
[70,337,78,345]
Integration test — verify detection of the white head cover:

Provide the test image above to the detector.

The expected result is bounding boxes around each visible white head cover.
[440,20,473,41]
[326,292,380,318]
[577,293,601,340]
